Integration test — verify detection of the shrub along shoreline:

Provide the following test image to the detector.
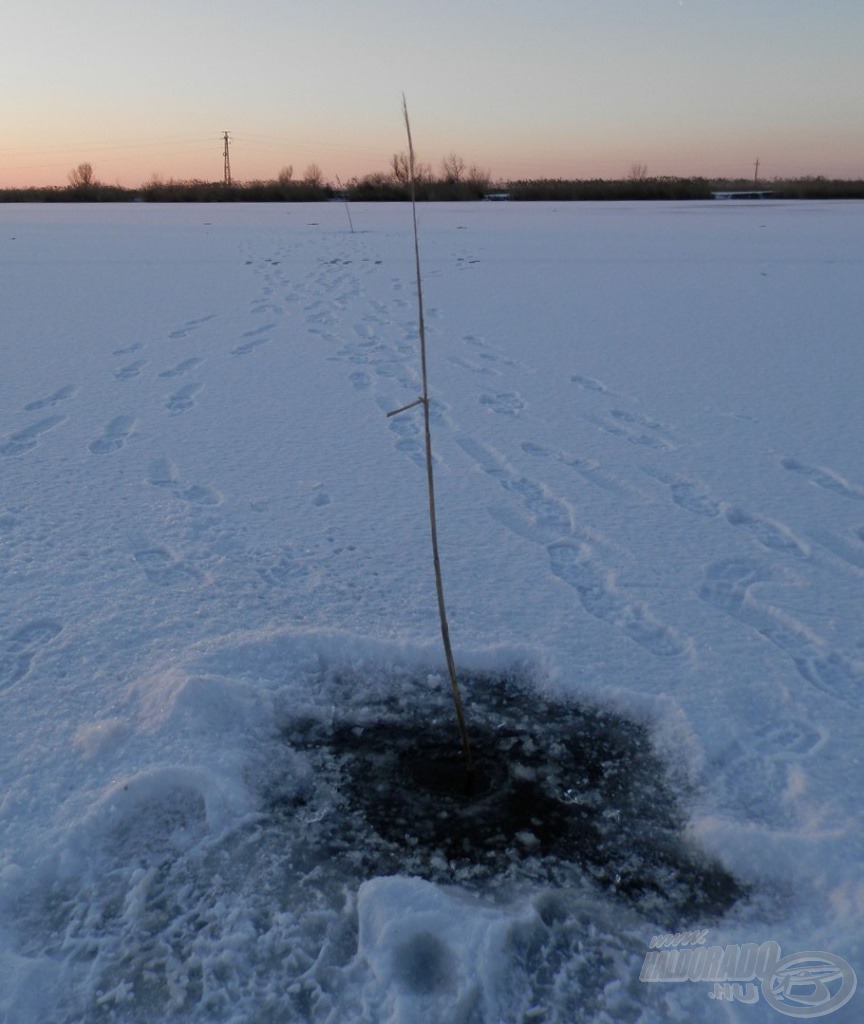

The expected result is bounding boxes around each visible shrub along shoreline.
[2,175,864,203]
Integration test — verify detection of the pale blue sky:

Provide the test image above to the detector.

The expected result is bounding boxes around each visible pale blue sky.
[1,0,861,187]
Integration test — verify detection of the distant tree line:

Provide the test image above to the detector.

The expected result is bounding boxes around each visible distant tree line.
[2,159,863,202]
[504,177,713,201]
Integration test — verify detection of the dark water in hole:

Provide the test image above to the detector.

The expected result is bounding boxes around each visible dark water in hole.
[280,674,745,925]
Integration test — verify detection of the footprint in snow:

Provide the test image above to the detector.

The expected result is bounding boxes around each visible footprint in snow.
[231,337,268,357]
[0,619,63,691]
[112,342,143,356]
[133,547,199,586]
[89,416,135,455]
[169,314,217,340]
[751,718,825,758]
[588,411,676,451]
[1,416,65,457]
[479,392,525,416]
[780,457,864,501]
[699,558,864,706]
[164,382,203,414]
[251,301,282,317]
[179,484,221,506]
[353,322,377,342]
[0,511,19,531]
[147,457,180,488]
[255,548,309,587]
[809,526,864,571]
[145,457,221,505]
[114,359,147,381]
[521,441,551,458]
[698,557,767,613]
[724,507,809,558]
[24,385,77,412]
[571,373,609,394]
[643,469,722,519]
[385,411,425,468]
[448,355,497,377]
[158,357,204,379]
[241,323,277,339]
[548,541,691,658]
[523,441,629,497]
[668,480,721,518]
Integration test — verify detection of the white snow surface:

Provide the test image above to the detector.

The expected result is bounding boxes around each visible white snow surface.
[1,200,862,1022]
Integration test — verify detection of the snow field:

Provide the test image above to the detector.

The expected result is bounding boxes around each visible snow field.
[1,200,862,1022]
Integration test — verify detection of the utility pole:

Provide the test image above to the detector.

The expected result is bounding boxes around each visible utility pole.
[223,131,232,187]
[754,157,760,185]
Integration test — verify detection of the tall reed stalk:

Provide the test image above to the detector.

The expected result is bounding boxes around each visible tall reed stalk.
[335,176,355,233]
[388,97,473,773]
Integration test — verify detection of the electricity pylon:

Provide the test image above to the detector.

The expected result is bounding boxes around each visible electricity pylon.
[223,131,232,187]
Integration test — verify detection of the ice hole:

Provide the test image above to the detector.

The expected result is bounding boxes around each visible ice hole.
[279,674,745,924]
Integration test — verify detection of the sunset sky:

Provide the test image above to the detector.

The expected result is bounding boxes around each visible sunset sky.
[2,0,861,188]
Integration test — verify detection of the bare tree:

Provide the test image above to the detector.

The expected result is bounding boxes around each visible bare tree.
[627,162,648,182]
[466,164,491,190]
[277,165,294,185]
[391,151,410,183]
[303,163,325,188]
[414,160,433,184]
[68,162,95,187]
[441,152,466,183]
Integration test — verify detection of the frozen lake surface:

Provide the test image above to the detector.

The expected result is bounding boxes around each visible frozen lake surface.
[1,200,862,1022]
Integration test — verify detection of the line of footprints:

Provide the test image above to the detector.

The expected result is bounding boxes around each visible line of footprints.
[2,304,231,460]
[5,247,864,700]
